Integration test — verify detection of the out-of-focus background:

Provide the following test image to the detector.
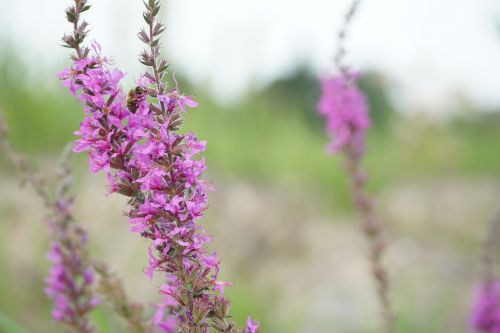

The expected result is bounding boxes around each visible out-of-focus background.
[1,0,500,332]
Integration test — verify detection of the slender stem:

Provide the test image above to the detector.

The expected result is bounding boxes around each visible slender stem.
[482,209,500,286]
[334,0,362,75]
[345,149,395,333]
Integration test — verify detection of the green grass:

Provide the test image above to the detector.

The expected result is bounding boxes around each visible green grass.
[0,313,29,333]
[1,63,499,213]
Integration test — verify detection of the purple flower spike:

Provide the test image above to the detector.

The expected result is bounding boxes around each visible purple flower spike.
[318,71,370,157]
[471,282,500,333]
[44,217,98,332]
[61,0,259,331]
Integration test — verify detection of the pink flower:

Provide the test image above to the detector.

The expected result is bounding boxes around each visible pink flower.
[246,317,260,333]
[45,232,98,326]
[318,71,370,157]
[214,281,233,293]
[153,296,177,333]
[470,282,500,333]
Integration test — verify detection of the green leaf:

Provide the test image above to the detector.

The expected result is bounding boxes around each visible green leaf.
[91,307,112,333]
[65,9,76,23]
[0,313,29,333]
[81,5,91,13]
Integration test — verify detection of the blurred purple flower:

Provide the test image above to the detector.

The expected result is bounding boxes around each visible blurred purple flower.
[246,317,260,333]
[45,228,98,331]
[318,71,370,157]
[471,282,500,333]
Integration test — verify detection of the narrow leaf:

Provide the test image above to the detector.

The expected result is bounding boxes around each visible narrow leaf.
[65,10,76,23]
[81,5,91,13]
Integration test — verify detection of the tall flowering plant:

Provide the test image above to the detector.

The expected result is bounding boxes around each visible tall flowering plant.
[317,1,395,332]
[60,1,259,332]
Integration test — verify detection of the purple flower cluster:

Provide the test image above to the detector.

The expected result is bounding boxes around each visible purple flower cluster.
[60,2,259,329]
[471,282,500,333]
[45,200,98,332]
[59,0,258,333]
[318,71,370,157]
[59,43,127,174]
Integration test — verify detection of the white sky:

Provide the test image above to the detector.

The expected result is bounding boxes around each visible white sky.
[1,0,500,113]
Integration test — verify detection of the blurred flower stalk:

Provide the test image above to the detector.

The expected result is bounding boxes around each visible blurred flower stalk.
[0,117,98,332]
[317,1,396,331]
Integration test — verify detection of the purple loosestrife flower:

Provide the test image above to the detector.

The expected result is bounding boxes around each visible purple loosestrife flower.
[471,282,500,333]
[318,71,370,157]
[61,1,259,332]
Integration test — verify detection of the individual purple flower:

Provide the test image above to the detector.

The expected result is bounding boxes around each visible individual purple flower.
[153,295,177,333]
[318,71,370,157]
[246,317,260,333]
[470,282,500,333]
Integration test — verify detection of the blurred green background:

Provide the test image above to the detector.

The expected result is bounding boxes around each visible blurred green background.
[1,6,500,332]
